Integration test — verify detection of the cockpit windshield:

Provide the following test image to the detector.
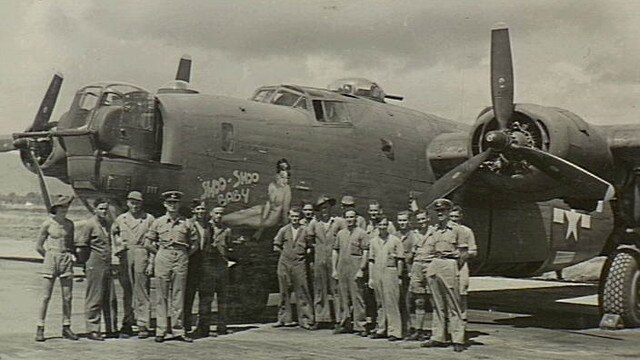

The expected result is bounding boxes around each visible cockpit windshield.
[67,83,150,129]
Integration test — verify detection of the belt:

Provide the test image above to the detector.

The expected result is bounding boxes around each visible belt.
[45,248,73,254]
[413,259,431,263]
[160,244,189,251]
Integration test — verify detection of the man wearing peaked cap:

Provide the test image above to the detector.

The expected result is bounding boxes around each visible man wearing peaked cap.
[421,198,468,352]
[145,189,198,343]
[163,191,184,202]
[111,191,155,338]
[431,198,453,211]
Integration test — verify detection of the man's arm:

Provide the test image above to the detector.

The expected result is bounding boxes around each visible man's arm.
[75,221,93,264]
[35,221,49,257]
[273,226,285,252]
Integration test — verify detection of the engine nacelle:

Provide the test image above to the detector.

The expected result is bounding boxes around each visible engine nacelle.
[467,104,615,205]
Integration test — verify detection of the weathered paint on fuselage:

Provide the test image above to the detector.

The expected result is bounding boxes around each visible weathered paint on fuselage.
[65,87,613,284]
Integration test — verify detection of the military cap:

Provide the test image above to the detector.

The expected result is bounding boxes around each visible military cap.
[50,194,74,212]
[432,198,453,211]
[127,191,143,201]
[162,190,183,202]
[316,195,336,209]
[191,199,206,210]
[340,195,356,206]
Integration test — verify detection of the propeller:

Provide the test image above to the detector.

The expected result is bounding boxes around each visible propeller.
[417,149,493,206]
[175,55,192,82]
[490,25,514,130]
[419,25,614,208]
[29,73,64,132]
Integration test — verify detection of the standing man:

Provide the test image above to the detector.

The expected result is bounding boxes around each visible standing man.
[407,210,431,341]
[272,207,315,329]
[334,196,366,232]
[76,198,118,341]
[449,205,477,327]
[421,199,468,353]
[208,206,232,336]
[309,195,340,329]
[395,210,418,338]
[365,200,396,237]
[302,200,318,296]
[189,204,232,338]
[183,200,210,335]
[145,191,198,343]
[332,209,369,334]
[111,191,155,339]
[362,200,394,335]
[368,217,404,341]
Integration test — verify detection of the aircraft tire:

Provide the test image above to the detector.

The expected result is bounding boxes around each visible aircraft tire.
[602,252,640,327]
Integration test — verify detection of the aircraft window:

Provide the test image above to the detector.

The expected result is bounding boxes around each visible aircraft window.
[80,92,99,111]
[272,91,301,107]
[252,89,274,103]
[313,100,324,121]
[292,96,308,110]
[323,101,350,123]
[221,122,235,153]
[102,92,123,106]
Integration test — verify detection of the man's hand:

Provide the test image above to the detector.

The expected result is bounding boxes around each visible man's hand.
[145,262,154,276]
[355,269,363,279]
[367,278,374,289]
[273,245,281,252]
[331,270,339,280]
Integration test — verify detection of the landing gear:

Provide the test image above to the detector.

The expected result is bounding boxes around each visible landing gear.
[601,251,640,328]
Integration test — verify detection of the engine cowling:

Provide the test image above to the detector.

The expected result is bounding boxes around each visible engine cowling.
[466,104,615,205]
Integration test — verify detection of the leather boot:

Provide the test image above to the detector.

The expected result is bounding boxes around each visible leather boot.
[62,325,79,340]
[35,326,45,342]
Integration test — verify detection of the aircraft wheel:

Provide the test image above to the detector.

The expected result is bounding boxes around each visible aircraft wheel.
[602,252,640,327]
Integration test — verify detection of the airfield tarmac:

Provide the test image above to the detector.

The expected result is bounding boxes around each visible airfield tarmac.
[0,260,638,360]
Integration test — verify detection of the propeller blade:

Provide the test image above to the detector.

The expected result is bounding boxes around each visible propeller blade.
[25,145,52,212]
[491,25,514,129]
[634,176,640,223]
[29,73,63,132]
[175,55,192,82]
[511,145,615,202]
[418,150,493,207]
[0,135,15,152]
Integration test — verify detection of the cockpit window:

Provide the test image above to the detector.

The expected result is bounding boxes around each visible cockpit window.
[80,91,99,111]
[323,101,350,123]
[252,89,275,103]
[272,90,301,107]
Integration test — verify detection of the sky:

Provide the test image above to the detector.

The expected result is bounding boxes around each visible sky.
[0,0,639,135]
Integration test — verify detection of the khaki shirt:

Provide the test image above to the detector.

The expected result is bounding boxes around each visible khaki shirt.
[396,229,418,265]
[77,216,112,262]
[458,224,477,257]
[145,214,198,253]
[111,212,154,254]
[274,223,309,264]
[412,227,432,262]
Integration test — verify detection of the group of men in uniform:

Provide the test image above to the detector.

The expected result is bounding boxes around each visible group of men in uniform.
[40,190,232,343]
[35,188,475,352]
[271,195,477,352]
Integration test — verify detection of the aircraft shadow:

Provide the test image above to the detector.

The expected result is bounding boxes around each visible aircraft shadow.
[468,284,600,330]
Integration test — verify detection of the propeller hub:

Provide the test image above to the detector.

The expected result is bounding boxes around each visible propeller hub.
[484,130,509,151]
